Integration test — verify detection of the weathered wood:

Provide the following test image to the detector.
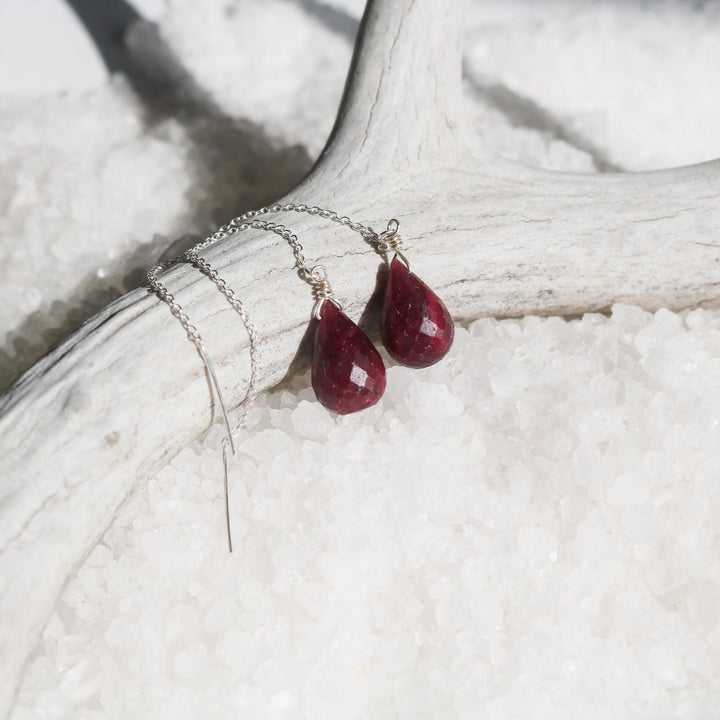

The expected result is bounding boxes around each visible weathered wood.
[1,0,719,714]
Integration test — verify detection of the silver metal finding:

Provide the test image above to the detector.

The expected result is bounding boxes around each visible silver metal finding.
[309,265,341,319]
[222,442,233,553]
[375,218,409,267]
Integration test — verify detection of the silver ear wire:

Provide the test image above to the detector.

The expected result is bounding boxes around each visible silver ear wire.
[183,250,262,553]
[221,441,233,553]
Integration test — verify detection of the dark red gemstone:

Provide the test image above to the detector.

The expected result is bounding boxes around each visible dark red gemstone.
[381,256,454,368]
[311,300,386,414]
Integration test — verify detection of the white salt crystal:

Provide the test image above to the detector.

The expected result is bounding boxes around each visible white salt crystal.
[369,588,410,631]
[57,657,98,704]
[290,399,335,440]
[204,597,241,634]
[55,635,88,671]
[643,552,693,603]
[403,381,464,421]
[435,595,469,634]
[214,628,260,675]
[607,472,651,507]
[560,496,589,525]
[641,450,678,488]
[304,668,367,720]
[572,442,602,486]
[103,618,138,651]
[41,612,66,646]
[97,658,128,717]
[509,463,533,507]
[572,404,624,445]
[375,631,419,675]
[269,689,299,714]
[517,524,558,562]
[542,427,574,460]
[611,304,653,332]
[654,308,685,333]
[489,363,534,398]
[128,627,167,680]
[685,308,712,331]
[686,585,720,632]
[394,673,434,720]
[416,473,467,525]
[163,605,203,645]
[173,643,209,681]
[648,646,688,689]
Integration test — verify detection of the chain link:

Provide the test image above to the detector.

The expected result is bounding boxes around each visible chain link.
[146,259,204,347]
[192,202,381,254]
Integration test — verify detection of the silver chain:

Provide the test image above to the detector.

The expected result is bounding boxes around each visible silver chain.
[191,202,404,260]
[192,202,377,253]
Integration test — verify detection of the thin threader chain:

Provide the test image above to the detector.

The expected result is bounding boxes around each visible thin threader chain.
[192,202,405,261]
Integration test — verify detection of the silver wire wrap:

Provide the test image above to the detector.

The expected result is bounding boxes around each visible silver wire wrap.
[309,265,340,319]
[375,218,409,268]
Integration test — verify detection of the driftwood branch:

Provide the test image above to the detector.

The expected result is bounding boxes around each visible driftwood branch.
[1,0,719,714]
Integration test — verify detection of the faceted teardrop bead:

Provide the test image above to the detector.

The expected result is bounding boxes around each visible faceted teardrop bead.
[311,300,386,414]
[381,256,454,368]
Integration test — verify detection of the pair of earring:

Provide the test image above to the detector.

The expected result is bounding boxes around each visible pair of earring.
[150,204,454,418]
[307,217,455,415]
[222,204,455,415]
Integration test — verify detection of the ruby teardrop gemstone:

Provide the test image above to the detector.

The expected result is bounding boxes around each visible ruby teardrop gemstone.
[311,300,386,414]
[381,256,454,368]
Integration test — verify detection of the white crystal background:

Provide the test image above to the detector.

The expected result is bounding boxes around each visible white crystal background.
[3,0,720,718]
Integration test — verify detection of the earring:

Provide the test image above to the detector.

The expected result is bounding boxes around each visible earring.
[308,265,386,414]
[375,220,454,368]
